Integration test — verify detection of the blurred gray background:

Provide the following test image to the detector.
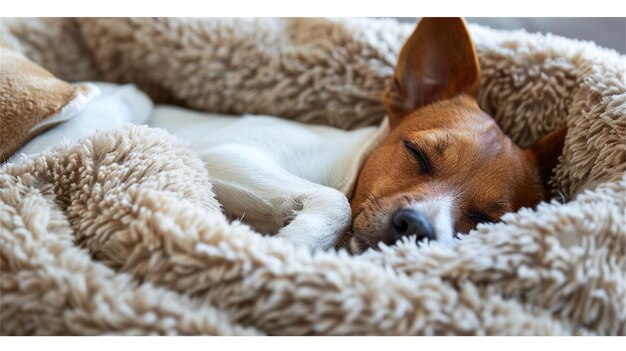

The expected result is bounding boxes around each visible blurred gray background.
[396,18,625,54]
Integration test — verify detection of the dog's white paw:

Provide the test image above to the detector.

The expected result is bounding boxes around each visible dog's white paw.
[276,192,351,251]
[276,213,343,251]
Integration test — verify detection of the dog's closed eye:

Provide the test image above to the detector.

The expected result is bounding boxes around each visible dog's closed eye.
[404,141,433,175]
[468,211,496,224]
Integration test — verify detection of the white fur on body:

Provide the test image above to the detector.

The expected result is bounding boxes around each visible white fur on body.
[149,106,385,250]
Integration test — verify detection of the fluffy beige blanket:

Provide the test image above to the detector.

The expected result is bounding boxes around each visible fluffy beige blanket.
[1,18,624,335]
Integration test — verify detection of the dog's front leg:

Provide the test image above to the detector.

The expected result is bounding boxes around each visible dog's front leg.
[274,186,351,251]
[200,145,351,251]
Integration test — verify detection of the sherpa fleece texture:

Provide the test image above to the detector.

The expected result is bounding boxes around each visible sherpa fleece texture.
[1,18,625,335]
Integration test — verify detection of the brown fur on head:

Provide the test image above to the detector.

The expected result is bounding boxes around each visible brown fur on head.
[348,18,566,253]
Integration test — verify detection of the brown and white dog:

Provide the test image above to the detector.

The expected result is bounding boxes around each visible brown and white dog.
[346,17,566,253]
[152,17,566,254]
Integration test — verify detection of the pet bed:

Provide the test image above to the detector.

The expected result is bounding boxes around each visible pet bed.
[1,18,624,335]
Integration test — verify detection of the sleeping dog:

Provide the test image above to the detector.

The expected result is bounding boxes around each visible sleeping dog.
[153,18,566,253]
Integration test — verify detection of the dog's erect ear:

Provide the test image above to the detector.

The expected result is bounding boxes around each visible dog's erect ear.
[384,17,481,128]
[526,127,568,199]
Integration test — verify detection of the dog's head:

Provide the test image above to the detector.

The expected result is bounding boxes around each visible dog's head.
[348,18,566,253]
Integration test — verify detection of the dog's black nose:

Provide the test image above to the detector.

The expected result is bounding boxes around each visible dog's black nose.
[389,208,436,244]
